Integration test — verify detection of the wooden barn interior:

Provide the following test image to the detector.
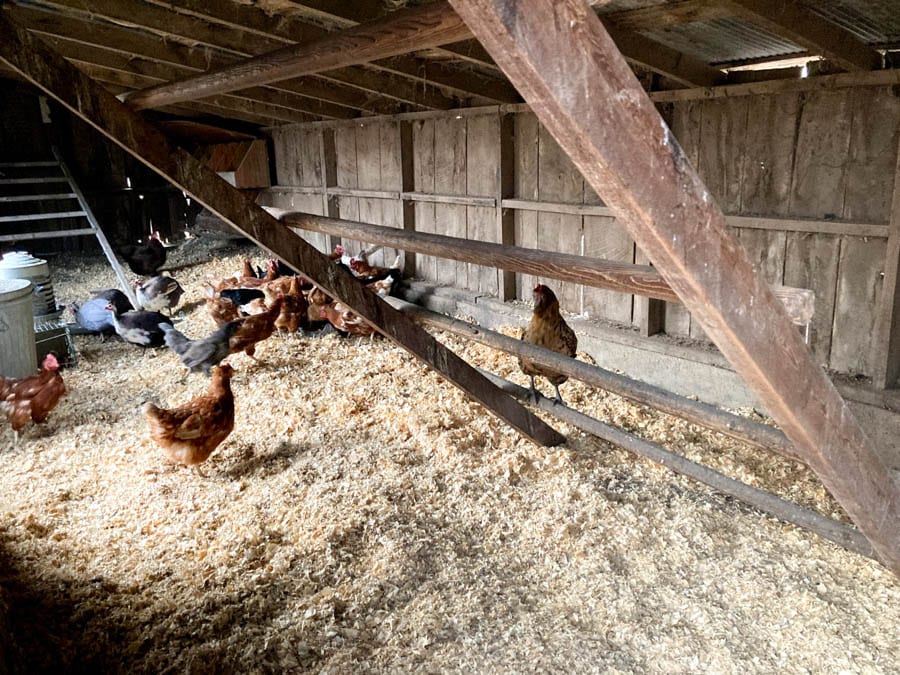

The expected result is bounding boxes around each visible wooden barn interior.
[1,0,899,670]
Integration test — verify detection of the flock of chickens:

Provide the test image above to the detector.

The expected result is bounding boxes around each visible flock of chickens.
[0,236,402,472]
[1,232,579,473]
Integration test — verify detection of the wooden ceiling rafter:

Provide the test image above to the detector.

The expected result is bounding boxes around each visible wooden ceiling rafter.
[602,23,724,87]
[280,1,502,72]
[447,0,900,575]
[98,83,298,128]
[7,4,430,115]
[601,0,733,32]
[11,0,476,110]
[78,63,317,126]
[24,0,517,104]
[120,1,479,112]
[47,39,358,120]
[294,0,725,88]
[135,0,519,103]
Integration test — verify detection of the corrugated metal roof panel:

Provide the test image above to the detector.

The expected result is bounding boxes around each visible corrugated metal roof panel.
[641,17,806,65]
[807,0,900,46]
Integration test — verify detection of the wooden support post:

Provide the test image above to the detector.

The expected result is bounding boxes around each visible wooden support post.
[320,127,341,253]
[0,10,564,449]
[639,296,665,337]
[872,138,900,389]
[122,2,470,111]
[399,120,417,278]
[497,112,517,301]
[635,237,665,337]
[448,0,900,574]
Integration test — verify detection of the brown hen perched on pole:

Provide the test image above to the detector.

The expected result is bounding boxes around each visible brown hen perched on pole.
[519,284,578,404]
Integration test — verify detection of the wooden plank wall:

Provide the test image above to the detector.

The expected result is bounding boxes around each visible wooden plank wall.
[264,126,327,251]
[263,86,900,379]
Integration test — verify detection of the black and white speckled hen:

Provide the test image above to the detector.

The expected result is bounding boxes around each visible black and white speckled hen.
[136,275,184,315]
[105,304,169,347]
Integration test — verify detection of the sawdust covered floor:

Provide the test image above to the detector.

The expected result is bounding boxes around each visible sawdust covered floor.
[0,241,898,673]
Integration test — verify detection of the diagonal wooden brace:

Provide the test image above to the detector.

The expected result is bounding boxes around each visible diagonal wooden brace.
[0,9,564,449]
[448,0,900,574]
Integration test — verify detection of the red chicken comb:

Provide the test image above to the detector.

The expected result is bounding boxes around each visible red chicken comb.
[335,244,344,255]
[42,353,60,371]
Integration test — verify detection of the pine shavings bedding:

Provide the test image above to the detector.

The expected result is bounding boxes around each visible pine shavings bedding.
[0,240,897,673]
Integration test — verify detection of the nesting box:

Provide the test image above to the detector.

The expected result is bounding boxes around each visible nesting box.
[197,139,270,189]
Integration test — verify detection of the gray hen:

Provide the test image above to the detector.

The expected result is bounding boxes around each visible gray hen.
[161,320,241,376]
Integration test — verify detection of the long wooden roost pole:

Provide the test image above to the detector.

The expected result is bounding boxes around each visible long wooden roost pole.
[447,0,900,574]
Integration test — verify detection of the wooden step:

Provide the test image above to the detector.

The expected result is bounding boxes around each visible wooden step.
[0,227,96,242]
[0,210,86,223]
[0,192,77,203]
[0,160,59,168]
[0,177,68,185]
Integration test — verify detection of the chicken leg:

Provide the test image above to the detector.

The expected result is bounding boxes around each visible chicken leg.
[553,383,565,406]
[528,375,539,404]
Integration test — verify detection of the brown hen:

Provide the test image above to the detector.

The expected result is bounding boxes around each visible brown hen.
[0,353,67,444]
[320,301,376,338]
[143,363,234,475]
[205,284,241,327]
[519,284,577,404]
[228,295,283,358]
[274,277,309,334]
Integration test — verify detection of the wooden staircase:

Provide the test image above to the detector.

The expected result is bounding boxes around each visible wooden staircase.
[0,147,137,308]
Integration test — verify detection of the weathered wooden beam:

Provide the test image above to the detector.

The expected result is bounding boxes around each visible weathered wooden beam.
[387,296,799,459]
[652,68,900,103]
[448,0,900,574]
[75,62,317,125]
[402,191,496,207]
[0,9,564,449]
[123,2,472,111]
[277,208,817,325]
[603,0,732,32]
[12,5,416,115]
[139,0,519,103]
[276,210,679,301]
[603,24,724,87]
[100,83,289,128]
[46,37,359,120]
[287,0,720,88]
[13,2,455,110]
[320,127,341,254]
[288,1,496,63]
[399,120,417,278]
[718,0,881,72]
[872,134,900,389]
[480,369,874,559]
[497,113,517,301]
